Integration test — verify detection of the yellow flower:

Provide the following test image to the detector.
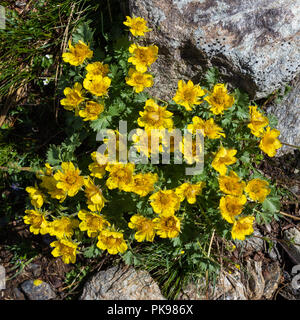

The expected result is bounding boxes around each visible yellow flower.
[180,136,203,165]
[40,176,67,203]
[97,229,128,254]
[26,186,45,208]
[219,195,247,223]
[60,83,84,111]
[78,101,104,121]
[247,106,269,137]
[54,162,84,197]
[125,68,154,93]
[173,80,205,111]
[103,130,128,165]
[36,163,53,179]
[211,147,237,175]
[204,83,235,115]
[128,44,158,73]
[203,118,226,139]
[33,279,43,287]
[175,182,205,204]
[47,217,79,239]
[149,189,181,216]
[84,177,106,212]
[137,99,173,131]
[160,129,181,153]
[187,116,205,134]
[106,162,135,191]
[23,210,48,235]
[218,171,246,196]
[187,116,225,139]
[83,75,111,97]
[88,151,107,179]
[78,210,110,237]
[259,127,282,157]
[129,172,158,197]
[231,216,255,240]
[153,215,180,238]
[128,214,156,242]
[50,239,78,264]
[85,61,109,80]
[132,128,163,158]
[62,40,93,66]
[245,178,271,203]
[123,16,151,37]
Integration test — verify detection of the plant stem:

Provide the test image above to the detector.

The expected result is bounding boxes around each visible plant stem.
[279,211,300,221]
[281,142,300,149]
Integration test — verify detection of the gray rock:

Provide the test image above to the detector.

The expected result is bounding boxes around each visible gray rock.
[267,244,281,262]
[263,262,282,299]
[266,76,300,156]
[80,265,165,300]
[213,270,248,300]
[20,280,57,300]
[15,1,27,8]
[234,229,265,252]
[177,279,207,300]
[12,288,26,300]
[283,227,300,264]
[129,0,300,100]
[178,260,282,300]
[245,260,265,300]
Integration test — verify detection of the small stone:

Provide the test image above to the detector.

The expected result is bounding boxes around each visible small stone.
[283,227,300,264]
[12,288,26,300]
[15,1,26,8]
[263,262,282,299]
[80,265,165,300]
[20,280,57,300]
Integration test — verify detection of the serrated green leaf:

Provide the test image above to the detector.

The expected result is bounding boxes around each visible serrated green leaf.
[89,116,112,132]
[72,21,94,45]
[133,92,148,104]
[204,67,219,87]
[46,144,61,166]
[262,197,280,214]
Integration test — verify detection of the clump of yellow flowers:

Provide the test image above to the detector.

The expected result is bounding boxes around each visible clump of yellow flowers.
[23,16,283,265]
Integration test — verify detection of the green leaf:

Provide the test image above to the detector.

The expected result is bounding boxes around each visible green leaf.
[108,98,126,116]
[240,151,250,163]
[122,250,134,265]
[46,144,61,166]
[262,197,280,214]
[72,21,94,45]
[46,133,81,165]
[204,67,219,87]
[133,92,148,104]
[268,114,278,127]
[83,245,102,259]
[89,116,112,132]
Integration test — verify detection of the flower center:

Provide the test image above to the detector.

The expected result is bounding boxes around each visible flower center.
[183,89,195,102]
[147,111,160,122]
[66,174,77,185]
[134,74,146,84]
